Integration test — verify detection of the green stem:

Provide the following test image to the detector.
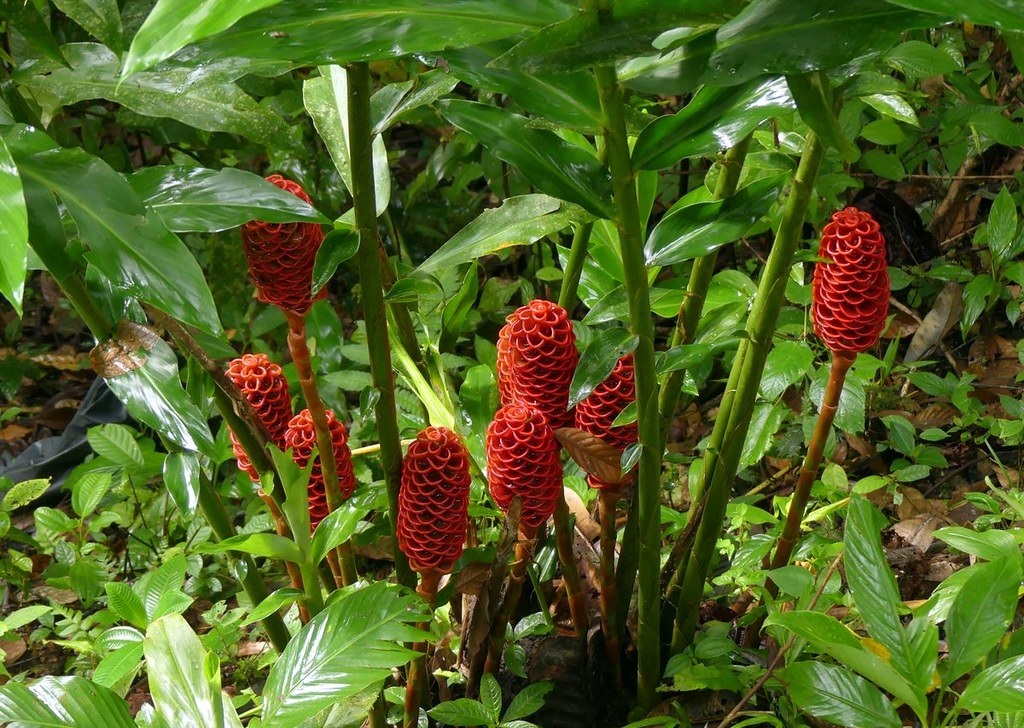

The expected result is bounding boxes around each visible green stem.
[299,557,325,617]
[595,63,662,711]
[197,473,291,652]
[672,132,824,652]
[558,222,594,312]
[657,137,751,427]
[346,61,415,589]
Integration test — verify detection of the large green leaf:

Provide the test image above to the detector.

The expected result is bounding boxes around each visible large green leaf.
[370,69,458,135]
[93,322,217,457]
[886,0,1024,30]
[766,611,926,720]
[786,72,858,162]
[303,66,391,216]
[16,44,293,150]
[438,100,613,218]
[846,497,930,694]
[956,654,1024,713]
[704,0,931,86]
[943,556,1022,686]
[782,662,901,728]
[123,0,282,76]
[0,135,27,316]
[632,76,794,170]
[195,532,303,563]
[130,166,329,233]
[162,451,200,517]
[493,0,740,73]
[445,45,604,133]
[568,328,638,409]
[186,0,575,65]
[0,0,68,66]
[0,677,135,728]
[8,134,221,334]
[144,615,243,728]
[644,175,784,266]
[52,0,124,52]
[417,195,587,275]
[261,581,428,727]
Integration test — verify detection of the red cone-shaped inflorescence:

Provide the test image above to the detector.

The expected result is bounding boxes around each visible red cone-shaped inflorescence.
[575,354,638,490]
[486,404,563,532]
[241,174,325,316]
[496,299,578,429]
[226,354,292,481]
[812,207,890,356]
[284,409,356,531]
[396,427,472,574]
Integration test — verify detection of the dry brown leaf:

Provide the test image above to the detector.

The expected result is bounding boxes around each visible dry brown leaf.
[454,562,490,596]
[554,427,633,485]
[1,638,26,665]
[0,424,32,440]
[904,281,963,363]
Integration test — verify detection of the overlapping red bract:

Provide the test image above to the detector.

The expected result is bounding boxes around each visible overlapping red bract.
[486,404,562,531]
[226,353,292,481]
[284,409,356,531]
[241,174,325,315]
[575,354,638,490]
[496,299,578,429]
[812,207,890,355]
[396,427,471,574]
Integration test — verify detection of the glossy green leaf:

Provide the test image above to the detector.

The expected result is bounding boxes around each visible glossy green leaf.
[122,0,282,76]
[162,451,200,517]
[568,328,638,409]
[458,365,497,471]
[417,195,587,275]
[71,472,112,519]
[53,0,124,52]
[130,166,328,233]
[704,0,931,86]
[786,72,858,162]
[766,611,925,719]
[0,135,27,315]
[655,338,742,376]
[3,478,50,510]
[504,681,553,722]
[933,526,1018,562]
[493,0,740,73]
[9,138,221,335]
[137,555,189,622]
[956,654,1024,712]
[197,533,303,563]
[480,673,502,722]
[0,0,68,66]
[645,175,784,265]
[427,698,495,727]
[371,69,458,136]
[185,1,574,66]
[312,227,359,295]
[144,614,243,728]
[633,77,794,170]
[244,588,304,627]
[884,40,961,78]
[761,340,813,400]
[106,582,149,630]
[86,423,145,469]
[944,556,1021,686]
[438,100,613,218]
[18,170,75,282]
[96,322,217,457]
[440,263,481,353]
[846,497,930,693]
[445,46,604,132]
[92,642,143,689]
[16,44,293,150]
[740,400,787,467]
[886,0,1024,30]
[261,581,427,726]
[961,273,999,336]
[303,65,390,216]
[310,505,365,566]
[988,185,1018,266]
[782,662,901,728]
[0,677,135,728]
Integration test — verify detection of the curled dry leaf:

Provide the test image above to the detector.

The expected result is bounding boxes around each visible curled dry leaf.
[904,281,963,363]
[554,427,634,486]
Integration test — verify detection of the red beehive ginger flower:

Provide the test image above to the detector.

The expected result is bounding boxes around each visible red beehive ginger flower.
[486,404,563,533]
[812,208,890,356]
[241,174,325,316]
[397,427,472,574]
[575,354,638,490]
[285,409,356,530]
[226,354,292,481]
[496,299,578,429]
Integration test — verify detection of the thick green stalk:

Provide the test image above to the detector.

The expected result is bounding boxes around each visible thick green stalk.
[196,470,291,652]
[595,63,662,711]
[657,137,751,427]
[61,274,112,340]
[558,221,594,312]
[346,62,415,589]
[672,133,824,652]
